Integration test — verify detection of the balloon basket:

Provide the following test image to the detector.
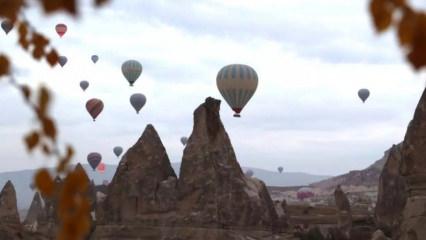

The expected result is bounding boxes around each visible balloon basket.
[233,113,241,118]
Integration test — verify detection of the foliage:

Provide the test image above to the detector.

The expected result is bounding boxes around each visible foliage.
[0,0,110,239]
[370,0,426,70]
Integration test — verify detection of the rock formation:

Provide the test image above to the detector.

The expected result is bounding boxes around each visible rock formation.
[375,143,406,239]
[334,185,352,238]
[371,229,391,240]
[23,192,46,231]
[99,124,177,223]
[398,89,426,240]
[0,180,20,225]
[178,97,280,230]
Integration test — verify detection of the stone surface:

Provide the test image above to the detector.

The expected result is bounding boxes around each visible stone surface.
[177,97,280,230]
[0,180,20,225]
[334,185,352,238]
[99,124,177,224]
[398,89,426,240]
[374,143,406,239]
[371,229,391,240]
[23,192,46,231]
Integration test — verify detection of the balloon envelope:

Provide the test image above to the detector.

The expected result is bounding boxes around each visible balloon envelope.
[113,146,123,157]
[180,137,188,146]
[97,162,106,173]
[278,166,283,173]
[122,60,142,86]
[55,23,67,37]
[87,152,102,170]
[86,98,104,121]
[80,80,89,91]
[245,169,254,177]
[130,93,146,114]
[58,56,67,67]
[358,88,370,103]
[91,55,99,63]
[1,20,13,34]
[217,64,258,117]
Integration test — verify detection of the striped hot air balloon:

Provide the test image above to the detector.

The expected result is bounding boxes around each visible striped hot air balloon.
[55,23,67,37]
[216,64,258,117]
[122,60,142,86]
[87,152,102,171]
[86,98,104,121]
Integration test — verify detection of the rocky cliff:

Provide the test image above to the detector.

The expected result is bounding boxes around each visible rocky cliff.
[398,89,426,240]
[95,97,285,239]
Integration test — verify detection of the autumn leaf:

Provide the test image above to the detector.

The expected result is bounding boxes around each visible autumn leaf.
[95,0,110,7]
[0,55,10,77]
[398,9,416,46]
[370,0,394,32]
[24,131,40,151]
[42,117,56,140]
[46,49,59,66]
[0,0,25,22]
[31,32,49,49]
[35,168,55,197]
[20,85,31,101]
[32,46,45,60]
[38,0,77,16]
[38,86,50,115]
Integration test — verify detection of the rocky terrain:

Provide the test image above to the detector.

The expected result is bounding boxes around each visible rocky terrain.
[2,91,426,239]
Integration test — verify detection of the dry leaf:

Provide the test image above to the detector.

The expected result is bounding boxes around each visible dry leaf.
[42,117,56,140]
[24,131,39,151]
[38,86,50,115]
[0,55,10,77]
[46,49,59,66]
[370,0,394,32]
[0,0,24,22]
[35,168,54,197]
[32,46,45,60]
[20,85,31,101]
[398,9,416,46]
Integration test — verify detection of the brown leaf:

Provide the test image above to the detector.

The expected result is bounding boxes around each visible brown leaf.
[20,85,31,101]
[95,0,110,7]
[42,117,56,140]
[370,0,394,32]
[24,131,39,151]
[31,32,49,49]
[34,169,54,197]
[32,46,45,60]
[0,55,10,77]
[18,21,28,39]
[407,14,426,70]
[38,0,77,15]
[398,9,416,46]
[38,86,50,115]
[46,49,59,66]
[18,37,30,50]
[0,0,24,22]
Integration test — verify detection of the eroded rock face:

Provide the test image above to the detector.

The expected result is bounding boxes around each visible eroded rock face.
[399,90,426,240]
[100,124,177,223]
[0,180,20,225]
[178,97,280,230]
[375,143,406,239]
[23,192,46,230]
[334,185,352,238]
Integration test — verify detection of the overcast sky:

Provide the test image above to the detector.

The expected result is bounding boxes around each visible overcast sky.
[1,0,425,176]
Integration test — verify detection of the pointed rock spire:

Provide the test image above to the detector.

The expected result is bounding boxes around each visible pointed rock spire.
[23,192,46,226]
[101,124,177,223]
[0,180,20,225]
[178,97,280,229]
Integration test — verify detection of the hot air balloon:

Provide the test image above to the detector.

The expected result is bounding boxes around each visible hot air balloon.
[87,152,102,171]
[97,162,106,173]
[113,146,123,158]
[55,23,67,37]
[245,169,254,177]
[86,98,104,121]
[80,80,89,91]
[297,187,314,201]
[278,166,283,174]
[1,20,13,34]
[58,56,67,67]
[130,93,146,114]
[358,88,370,103]
[91,55,99,64]
[180,137,188,146]
[216,64,258,117]
[122,60,142,86]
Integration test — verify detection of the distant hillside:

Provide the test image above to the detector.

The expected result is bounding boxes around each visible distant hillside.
[310,143,402,190]
[0,162,330,215]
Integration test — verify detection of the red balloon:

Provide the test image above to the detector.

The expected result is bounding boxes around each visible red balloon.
[97,162,105,173]
[86,98,104,121]
[55,23,67,37]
